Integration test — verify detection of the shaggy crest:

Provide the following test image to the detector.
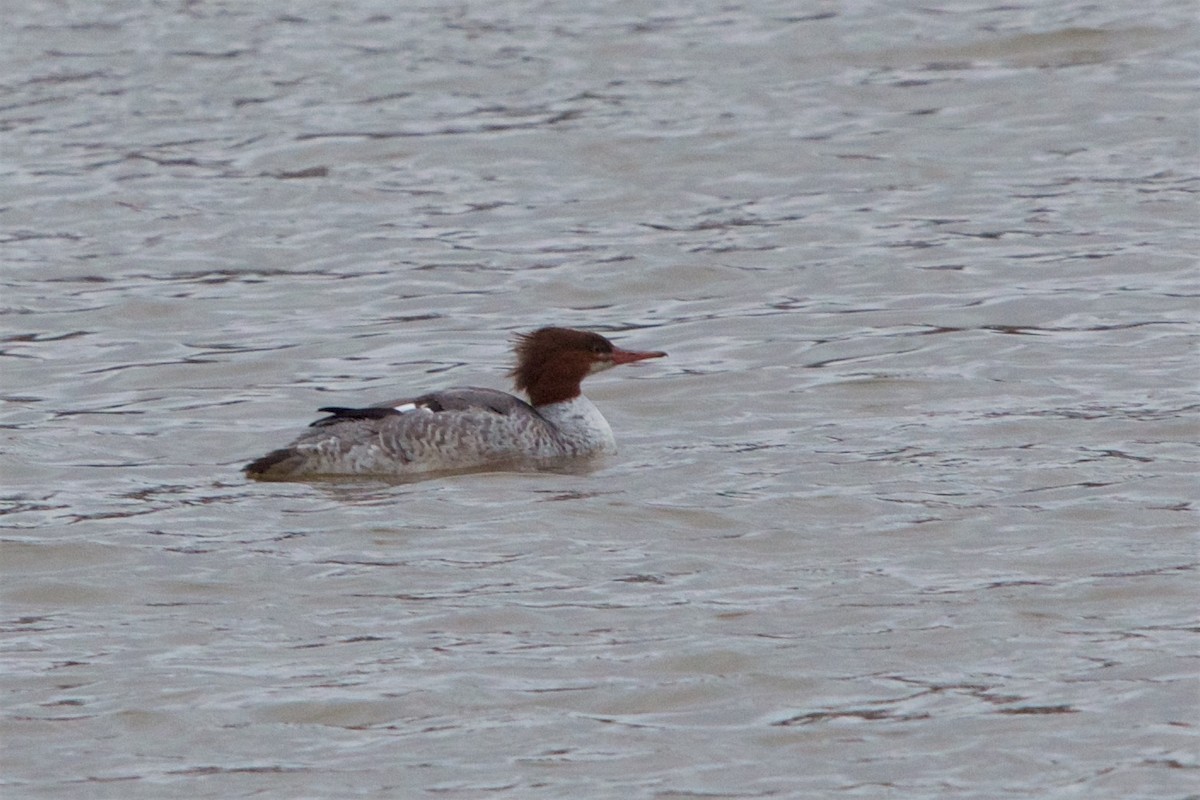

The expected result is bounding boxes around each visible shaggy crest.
[509,327,614,405]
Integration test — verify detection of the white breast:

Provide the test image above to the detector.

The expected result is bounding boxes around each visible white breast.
[537,396,617,456]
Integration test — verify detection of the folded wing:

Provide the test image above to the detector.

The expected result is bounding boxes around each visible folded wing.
[245,387,562,479]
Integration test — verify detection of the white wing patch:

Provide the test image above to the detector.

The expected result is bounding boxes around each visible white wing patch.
[393,401,435,414]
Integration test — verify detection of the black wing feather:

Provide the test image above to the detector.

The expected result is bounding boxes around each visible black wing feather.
[307,388,534,428]
[310,406,401,427]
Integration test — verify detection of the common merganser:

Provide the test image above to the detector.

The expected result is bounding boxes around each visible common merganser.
[243,327,667,481]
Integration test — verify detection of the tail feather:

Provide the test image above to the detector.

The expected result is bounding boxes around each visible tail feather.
[243,447,304,480]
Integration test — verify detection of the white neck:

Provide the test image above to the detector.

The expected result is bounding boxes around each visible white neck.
[536,395,616,456]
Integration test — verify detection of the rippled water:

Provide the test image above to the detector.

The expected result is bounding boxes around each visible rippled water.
[3,1,1197,798]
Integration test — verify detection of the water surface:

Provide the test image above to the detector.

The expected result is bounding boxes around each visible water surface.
[2,1,1197,798]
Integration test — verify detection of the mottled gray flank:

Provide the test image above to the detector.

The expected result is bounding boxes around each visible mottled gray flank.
[245,390,616,479]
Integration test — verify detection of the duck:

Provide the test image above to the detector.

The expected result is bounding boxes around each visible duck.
[243,327,667,480]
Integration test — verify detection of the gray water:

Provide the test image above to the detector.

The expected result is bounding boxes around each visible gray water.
[2,1,1197,798]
